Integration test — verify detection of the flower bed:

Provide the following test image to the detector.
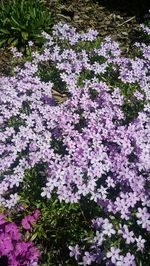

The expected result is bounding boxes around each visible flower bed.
[0,23,149,265]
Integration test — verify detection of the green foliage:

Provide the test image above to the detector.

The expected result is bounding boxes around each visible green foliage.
[142,11,150,42]
[76,52,145,123]
[1,29,149,265]
[38,62,67,93]
[143,22,150,41]
[75,37,103,52]
[0,0,53,50]
[15,165,101,265]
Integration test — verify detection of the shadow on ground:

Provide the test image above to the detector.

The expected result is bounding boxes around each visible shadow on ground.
[97,0,150,19]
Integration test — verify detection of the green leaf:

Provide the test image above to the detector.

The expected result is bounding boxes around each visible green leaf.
[30,232,38,241]
[20,0,25,13]
[11,16,20,26]
[2,17,10,24]
[7,37,15,44]
[10,38,18,46]
[11,27,22,31]
[0,39,6,47]
[0,28,10,34]
[21,31,28,40]
[0,0,53,51]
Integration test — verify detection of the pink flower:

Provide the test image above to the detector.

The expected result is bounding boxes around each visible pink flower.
[33,209,40,220]
[0,213,5,225]
[21,217,31,230]
[21,210,40,230]
[0,234,14,255]
[5,223,21,240]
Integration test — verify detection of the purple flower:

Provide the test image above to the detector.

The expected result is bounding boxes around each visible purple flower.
[118,225,135,244]
[107,247,121,264]
[33,209,40,219]
[5,223,21,240]
[0,234,14,255]
[69,244,80,260]
[82,251,95,265]
[15,242,29,256]
[0,22,149,265]
[136,207,150,231]
[21,210,40,230]
[0,213,40,265]
[102,220,116,237]
[21,217,31,230]
[136,235,146,251]
[123,253,135,266]
[0,213,5,225]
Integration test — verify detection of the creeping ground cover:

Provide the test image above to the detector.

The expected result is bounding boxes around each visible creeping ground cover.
[0,23,150,265]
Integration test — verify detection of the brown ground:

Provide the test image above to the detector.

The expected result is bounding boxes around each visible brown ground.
[47,0,149,51]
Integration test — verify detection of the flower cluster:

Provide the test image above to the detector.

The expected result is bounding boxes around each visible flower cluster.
[21,209,40,230]
[69,217,148,265]
[0,213,40,266]
[0,23,149,265]
[141,24,150,35]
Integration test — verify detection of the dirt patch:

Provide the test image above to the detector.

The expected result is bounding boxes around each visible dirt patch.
[0,48,13,75]
[47,0,149,52]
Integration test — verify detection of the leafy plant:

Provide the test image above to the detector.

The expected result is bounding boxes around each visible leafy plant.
[0,23,150,265]
[0,0,53,50]
[139,10,150,42]
[13,166,95,265]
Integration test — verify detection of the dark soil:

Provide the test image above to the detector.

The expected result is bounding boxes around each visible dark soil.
[47,0,149,50]
[0,48,13,75]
